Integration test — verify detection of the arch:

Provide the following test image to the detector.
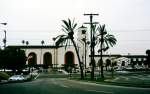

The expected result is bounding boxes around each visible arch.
[65,51,75,65]
[43,52,52,68]
[105,59,111,66]
[97,59,103,66]
[28,52,37,66]
[64,51,75,72]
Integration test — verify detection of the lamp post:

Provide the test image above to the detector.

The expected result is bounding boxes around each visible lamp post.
[78,25,89,76]
[40,40,44,67]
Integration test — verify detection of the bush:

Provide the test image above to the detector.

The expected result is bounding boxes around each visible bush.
[0,72,10,80]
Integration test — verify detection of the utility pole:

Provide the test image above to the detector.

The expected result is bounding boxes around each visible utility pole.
[84,13,99,80]
[100,27,104,78]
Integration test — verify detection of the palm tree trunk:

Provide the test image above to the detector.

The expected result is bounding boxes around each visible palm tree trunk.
[100,35,104,79]
[71,39,84,79]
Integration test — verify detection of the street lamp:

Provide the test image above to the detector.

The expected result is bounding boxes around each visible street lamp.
[40,40,44,67]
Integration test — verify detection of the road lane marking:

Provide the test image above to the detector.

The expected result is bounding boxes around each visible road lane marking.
[87,90,113,94]
[60,85,69,88]
[34,73,40,80]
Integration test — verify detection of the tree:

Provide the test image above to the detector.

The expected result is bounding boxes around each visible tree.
[0,47,26,73]
[22,40,25,45]
[26,41,29,46]
[146,49,150,68]
[41,40,45,45]
[54,18,84,79]
[96,24,117,52]
[111,61,117,78]
[96,24,117,78]
[105,59,111,71]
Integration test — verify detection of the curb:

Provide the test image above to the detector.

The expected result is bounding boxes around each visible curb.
[0,80,8,84]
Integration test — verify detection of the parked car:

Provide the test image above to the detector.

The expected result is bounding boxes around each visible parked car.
[8,75,25,82]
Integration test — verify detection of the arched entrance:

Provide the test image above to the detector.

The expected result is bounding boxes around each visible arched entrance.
[43,52,52,68]
[28,52,37,67]
[64,51,75,71]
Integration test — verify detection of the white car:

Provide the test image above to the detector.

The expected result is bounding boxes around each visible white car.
[9,75,25,81]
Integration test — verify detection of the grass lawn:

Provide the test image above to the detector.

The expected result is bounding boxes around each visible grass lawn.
[68,73,114,82]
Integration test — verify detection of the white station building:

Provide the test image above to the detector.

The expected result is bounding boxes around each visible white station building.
[8,26,147,69]
[8,26,90,69]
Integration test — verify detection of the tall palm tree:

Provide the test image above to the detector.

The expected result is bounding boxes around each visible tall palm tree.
[26,41,29,46]
[96,24,117,52]
[41,40,45,46]
[54,18,84,79]
[96,24,117,78]
[22,40,25,45]
[146,49,150,68]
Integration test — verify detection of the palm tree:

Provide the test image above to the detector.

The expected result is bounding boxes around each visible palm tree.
[146,49,150,68]
[41,40,45,46]
[54,18,84,79]
[96,24,117,78]
[96,25,117,51]
[105,59,111,71]
[26,41,29,46]
[22,40,25,45]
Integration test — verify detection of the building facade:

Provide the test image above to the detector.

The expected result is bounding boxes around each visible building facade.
[7,26,147,70]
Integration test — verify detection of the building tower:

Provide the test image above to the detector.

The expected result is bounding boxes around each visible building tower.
[77,25,89,70]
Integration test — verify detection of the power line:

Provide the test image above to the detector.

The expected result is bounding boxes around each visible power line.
[113,29,150,32]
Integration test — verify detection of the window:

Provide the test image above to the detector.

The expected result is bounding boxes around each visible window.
[82,30,86,34]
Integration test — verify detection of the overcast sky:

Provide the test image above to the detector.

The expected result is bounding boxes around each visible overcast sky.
[0,0,150,55]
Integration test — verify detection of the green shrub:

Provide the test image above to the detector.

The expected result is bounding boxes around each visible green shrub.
[0,72,10,80]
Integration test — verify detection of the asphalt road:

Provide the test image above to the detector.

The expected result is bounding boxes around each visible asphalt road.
[0,73,150,94]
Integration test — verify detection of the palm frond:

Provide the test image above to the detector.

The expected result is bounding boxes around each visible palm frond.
[68,18,72,30]
[55,35,69,46]
[65,39,69,50]
[62,25,69,32]
[72,18,76,29]
[95,24,117,52]
[62,20,70,30]
[62,28,68,34]
[101,24,105,32]
[73,23,77,30]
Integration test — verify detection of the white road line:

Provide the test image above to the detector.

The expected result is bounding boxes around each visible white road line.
[87,90,113,94]
[34,73,40,80]
[60,85,69,88]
